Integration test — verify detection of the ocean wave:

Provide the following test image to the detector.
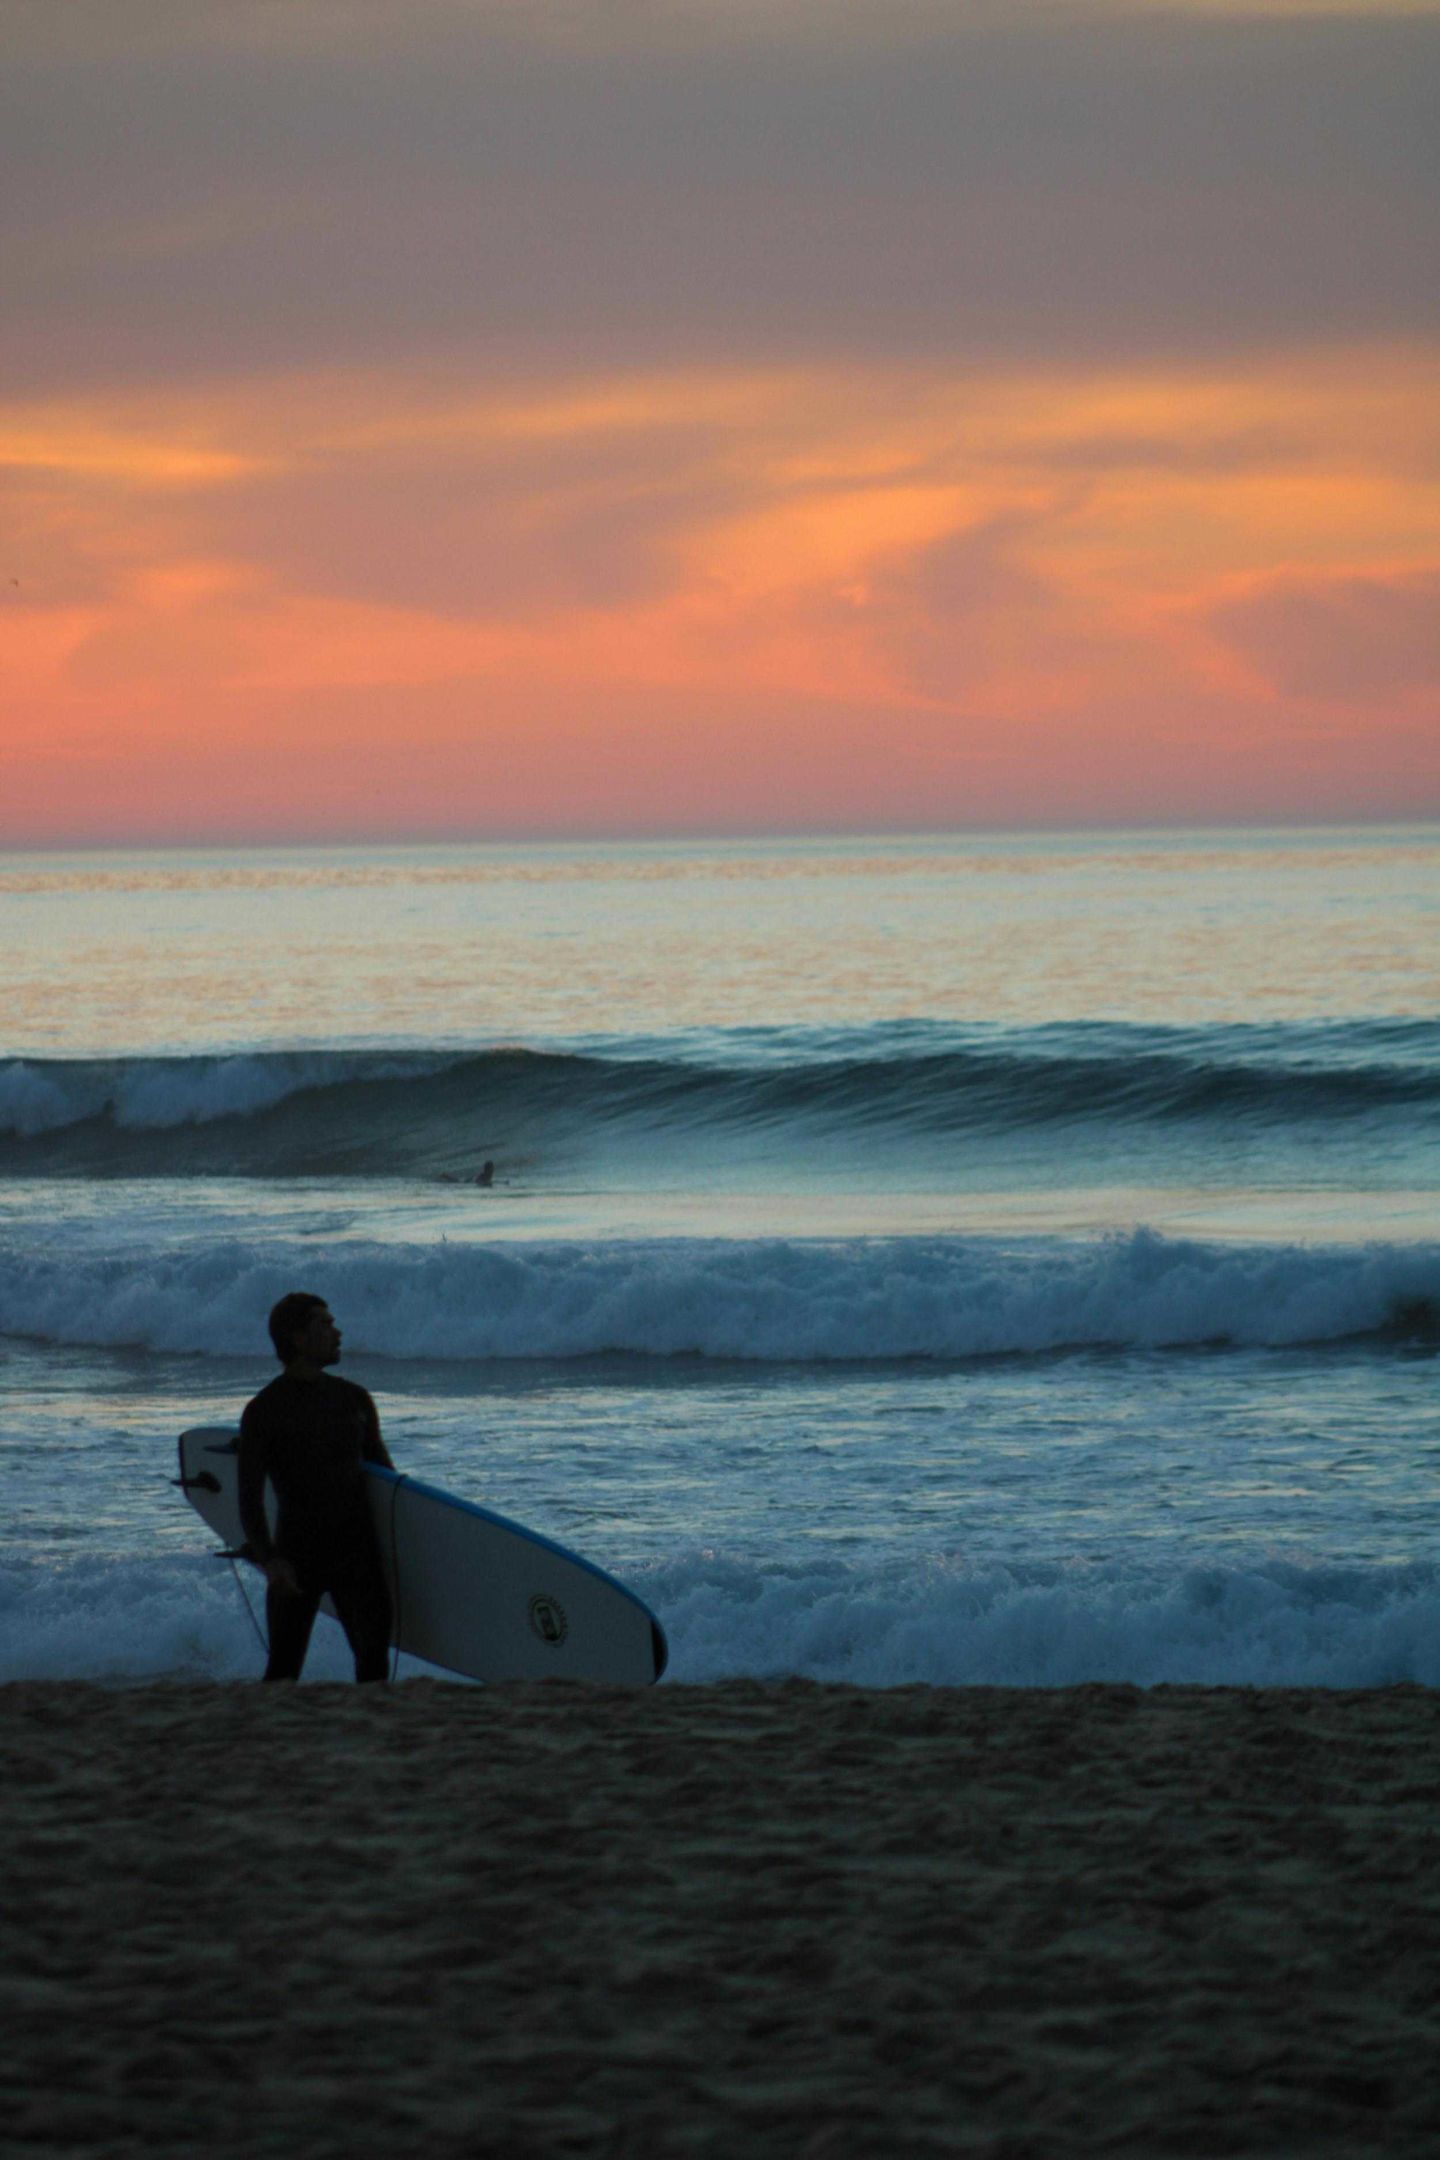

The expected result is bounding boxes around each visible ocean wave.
[3,1546,1436,1688]
[2,1020,1437,1178]
[2,1228,1436,1362]
[653,1549,1440,1687]
[0,1050,457,1141]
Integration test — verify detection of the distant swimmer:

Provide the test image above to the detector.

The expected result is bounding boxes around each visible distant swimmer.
[437,1160,496,1186]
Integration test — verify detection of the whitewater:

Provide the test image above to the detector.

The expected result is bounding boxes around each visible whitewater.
[3,828,1437,1687]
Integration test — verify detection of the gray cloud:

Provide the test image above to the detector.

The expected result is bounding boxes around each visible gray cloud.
[2,4,1437,396]
[1210,568,1440,701]
[196,427,746,615]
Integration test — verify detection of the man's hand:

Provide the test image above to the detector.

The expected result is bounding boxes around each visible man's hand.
[264,1557,300,1597]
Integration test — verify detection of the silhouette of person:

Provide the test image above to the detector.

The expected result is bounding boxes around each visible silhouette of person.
[237,1293,394,1682]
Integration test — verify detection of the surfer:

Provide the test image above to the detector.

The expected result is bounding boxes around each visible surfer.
[437,1161,496,1186]
[237,1293,395,1683]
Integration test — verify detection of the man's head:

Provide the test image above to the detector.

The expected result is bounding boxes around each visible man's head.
[267,1292,342,1369]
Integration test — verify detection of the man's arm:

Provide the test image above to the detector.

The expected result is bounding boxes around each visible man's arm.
[359,1390,394,1472]
[236,1404,276,1564]
[238,1403,300,1595]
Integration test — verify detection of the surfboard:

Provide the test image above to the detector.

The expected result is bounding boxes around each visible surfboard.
[176,1427,668,1685]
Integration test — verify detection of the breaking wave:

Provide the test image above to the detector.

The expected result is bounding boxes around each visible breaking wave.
[3,1546,1437,1688]
[2,1227,1436,1362]
[1,1018,1436,1178]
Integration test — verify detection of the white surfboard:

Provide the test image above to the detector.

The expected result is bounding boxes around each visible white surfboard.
[176,1428,668,1685]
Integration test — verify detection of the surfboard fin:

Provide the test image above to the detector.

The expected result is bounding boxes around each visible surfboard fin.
[172,1471,222,1493]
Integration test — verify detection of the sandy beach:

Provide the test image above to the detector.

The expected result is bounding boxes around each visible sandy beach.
[3,1680,1437,2158]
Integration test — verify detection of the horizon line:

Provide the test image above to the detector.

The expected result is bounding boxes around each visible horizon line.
[2,812,1438,859]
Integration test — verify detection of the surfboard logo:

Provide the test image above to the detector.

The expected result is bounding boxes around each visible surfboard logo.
[528,1593,568,1646]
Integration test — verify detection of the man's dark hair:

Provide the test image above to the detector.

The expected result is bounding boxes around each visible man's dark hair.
[268,1291,327,1362]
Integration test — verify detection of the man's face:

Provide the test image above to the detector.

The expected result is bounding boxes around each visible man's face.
[293,1303,341,1367]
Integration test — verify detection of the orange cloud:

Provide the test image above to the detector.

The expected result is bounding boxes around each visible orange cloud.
[3,344,1438,843]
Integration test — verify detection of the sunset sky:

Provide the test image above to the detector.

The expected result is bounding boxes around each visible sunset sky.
[2,0,1437,845]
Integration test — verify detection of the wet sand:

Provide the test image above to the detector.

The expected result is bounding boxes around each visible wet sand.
[3,1680,1438,2157]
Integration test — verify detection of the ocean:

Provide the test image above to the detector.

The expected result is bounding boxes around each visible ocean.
[3,826,1437,1686]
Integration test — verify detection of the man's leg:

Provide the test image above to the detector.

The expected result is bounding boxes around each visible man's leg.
[262,1576,320,1682]
[327,1543,394,1684]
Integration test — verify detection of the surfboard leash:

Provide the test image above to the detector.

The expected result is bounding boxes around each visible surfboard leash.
[171,1467,267,1658]
[229,1556,269,1656]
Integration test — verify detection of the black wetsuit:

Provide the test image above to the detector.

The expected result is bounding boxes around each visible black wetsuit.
[237,1371,394,1683]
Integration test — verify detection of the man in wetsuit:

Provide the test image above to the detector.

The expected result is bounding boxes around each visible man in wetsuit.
[238,1292,395,1683]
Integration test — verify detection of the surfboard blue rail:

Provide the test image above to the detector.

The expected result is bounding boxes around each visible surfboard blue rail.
[364,1460,669,1682]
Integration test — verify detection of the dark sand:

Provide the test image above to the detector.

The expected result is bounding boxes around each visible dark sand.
[3,1680,1438,2157]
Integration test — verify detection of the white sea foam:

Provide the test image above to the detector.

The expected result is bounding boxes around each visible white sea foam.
[114,1055,340,1128]
[2,1547,1435,1688]
[0,1063,78,1137]
[0,1052,453,1135]
[653,1550,1440,1688]
[0,1554,354,1684]
[1,1229,1436,1362]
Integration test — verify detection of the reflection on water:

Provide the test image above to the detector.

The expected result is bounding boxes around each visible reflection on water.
[4,825,1438,1054]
